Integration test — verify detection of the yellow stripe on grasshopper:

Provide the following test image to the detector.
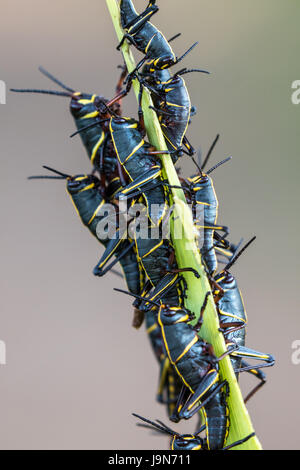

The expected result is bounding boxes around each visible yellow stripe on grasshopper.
[123,140,145,163]
[91,132,105,165]
[97,236,123,268]
[230,351,270,360]
[166,102,185,108]
[175,336,198,364]
[145,34,156,54]
[80,110,99,120]
[74,176,88,181]
[147,323,158,334]
[78,183,95,193]
[78,94,97,105]
[187,370,219,411]
[142,239,164,259]
[88,200,105,225]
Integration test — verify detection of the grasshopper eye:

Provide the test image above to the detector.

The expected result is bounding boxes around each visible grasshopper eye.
[175,438,190,448]
[114,117,127,124]
[67,179,82,190]
[224,273,234,283]
[94,96,107,111]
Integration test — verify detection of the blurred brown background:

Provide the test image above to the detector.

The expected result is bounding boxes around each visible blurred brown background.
[0,0,299,450]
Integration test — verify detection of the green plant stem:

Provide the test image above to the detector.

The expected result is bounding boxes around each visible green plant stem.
[106,0,262,450]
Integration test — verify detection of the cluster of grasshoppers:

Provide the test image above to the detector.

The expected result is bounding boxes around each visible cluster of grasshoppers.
[11,0,275,450]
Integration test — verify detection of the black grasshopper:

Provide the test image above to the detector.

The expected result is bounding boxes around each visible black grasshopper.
[11,67,128,199]
[133,413,255,450]
[137,64,209,159]
[178,135,234,275]
[184,171,228,276]
[29,167,144,298]
[115,0,204,160]
[135,237,187,307]
[118,0,198,78]
[155,302,235,451]
[183,177,229,275]
[109,116,170,226]
[213,239,275,402]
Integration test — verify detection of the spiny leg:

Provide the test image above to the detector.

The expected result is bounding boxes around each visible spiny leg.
[140,273,184,311]
[210,278,225,303]
[218,321,246,336]
[93,230,132,277]
[116,166,162,199]
[182,135,195,156]
[230,346,275,373]
[124,57,148,84]
[119,3,159,38]
[193,292,212,332]
[165,267,200,279]
[179,372,226,420]
[170,385,191,423]
[138,81,146,135]
[222,432,256,450]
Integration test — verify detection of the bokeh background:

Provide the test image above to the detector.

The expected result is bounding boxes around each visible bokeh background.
[1,0,299,450]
